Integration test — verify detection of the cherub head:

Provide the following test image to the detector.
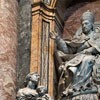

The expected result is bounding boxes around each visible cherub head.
[25,72,40,89]
[36,86,48,97]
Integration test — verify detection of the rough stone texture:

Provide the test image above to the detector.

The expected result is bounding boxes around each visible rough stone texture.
[56,0,73,22]
[63,0,100,39]
[56,0,98,22]
[17,0,32,90]
[0,0,18,100]
[72,94,98,100]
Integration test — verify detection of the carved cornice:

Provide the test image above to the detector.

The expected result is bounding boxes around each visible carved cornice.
[32,1,63,31]
[32,0,57,7]
[32,1,55,13]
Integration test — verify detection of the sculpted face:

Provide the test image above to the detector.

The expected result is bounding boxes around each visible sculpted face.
[25,73,39,89]
[82,20,93,34]
[37,86,47,96]
[30,73,39,83]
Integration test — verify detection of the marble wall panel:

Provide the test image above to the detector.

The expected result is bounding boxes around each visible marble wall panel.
[0,0,18,99]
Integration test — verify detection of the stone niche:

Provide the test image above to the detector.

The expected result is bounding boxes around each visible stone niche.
[63,0,100,39]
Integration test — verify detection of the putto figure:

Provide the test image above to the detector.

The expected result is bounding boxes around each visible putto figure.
[36,86,52,100]
[16,72,39,100]
[16,72,52,100]
[50,10,100,100]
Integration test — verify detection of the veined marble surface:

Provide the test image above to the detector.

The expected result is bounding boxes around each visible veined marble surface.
[0,0,18,100]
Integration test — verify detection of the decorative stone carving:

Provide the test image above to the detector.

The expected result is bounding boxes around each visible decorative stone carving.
[50,10,100,100]
[16,72,52,100]
[36,86,52,100]
[43,0,51,5]
[16,72,39,100]
[31,0,58,95]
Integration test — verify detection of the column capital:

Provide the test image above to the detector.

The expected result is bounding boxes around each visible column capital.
[32,0,57,8]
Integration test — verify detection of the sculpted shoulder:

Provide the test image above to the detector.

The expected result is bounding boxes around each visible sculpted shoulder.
[17,87,38,97]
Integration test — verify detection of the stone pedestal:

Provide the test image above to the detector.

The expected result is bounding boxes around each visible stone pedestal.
[0,0,18,100]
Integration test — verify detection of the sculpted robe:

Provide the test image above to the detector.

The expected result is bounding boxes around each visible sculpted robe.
[56,31,100,92]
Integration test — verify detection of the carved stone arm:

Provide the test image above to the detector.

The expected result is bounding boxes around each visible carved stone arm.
[49,31,69,54]
[55,36,69,54]
[82,47,99,55]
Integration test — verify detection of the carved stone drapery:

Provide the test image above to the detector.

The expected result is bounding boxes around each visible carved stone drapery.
[52,10,100,100]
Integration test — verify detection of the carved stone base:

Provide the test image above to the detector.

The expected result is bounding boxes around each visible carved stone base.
[72,94,98,100]
[61,94,98,100]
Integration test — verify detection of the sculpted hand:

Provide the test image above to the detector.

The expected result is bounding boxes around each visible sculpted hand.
[59,65,64,71]
[84,36,90,41]
[59,64,66,72]
[83,49,91,54]
[49,31,58,40]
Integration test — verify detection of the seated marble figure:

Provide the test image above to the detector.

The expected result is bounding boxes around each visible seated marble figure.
[50,10,100,99]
